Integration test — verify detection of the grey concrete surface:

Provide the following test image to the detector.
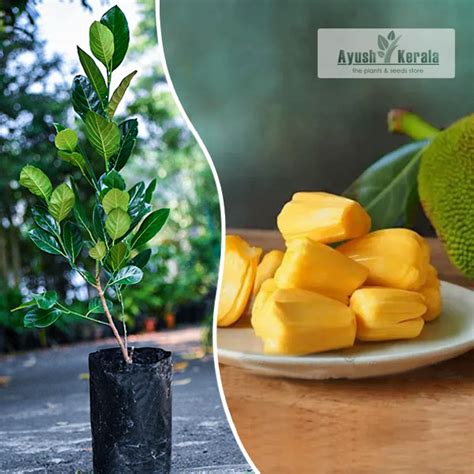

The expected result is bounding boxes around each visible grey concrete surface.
[0,327,251,473]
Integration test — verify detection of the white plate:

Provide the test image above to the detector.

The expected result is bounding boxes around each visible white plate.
[217,281,474,379]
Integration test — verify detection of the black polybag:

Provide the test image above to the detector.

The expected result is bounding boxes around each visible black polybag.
[89,347,172,473]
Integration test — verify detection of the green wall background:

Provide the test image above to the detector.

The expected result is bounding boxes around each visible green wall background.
[161,0,474,230]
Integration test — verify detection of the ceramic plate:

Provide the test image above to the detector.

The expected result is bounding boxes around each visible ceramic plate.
[217,281,474,379]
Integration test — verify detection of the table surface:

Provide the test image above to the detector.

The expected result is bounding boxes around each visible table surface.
[219,229,474,474]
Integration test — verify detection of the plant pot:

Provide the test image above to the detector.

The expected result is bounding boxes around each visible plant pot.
[144,317,157,332]
[89,347,172,473]
[165,312,176,329]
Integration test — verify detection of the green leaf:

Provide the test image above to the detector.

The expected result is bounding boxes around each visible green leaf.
[109,242,128,271]
[109,265,143,286]
[58,151,87,174]
[77,47,108,104]
[144,179,157,204]
[131,208,170,249]
[11,300,36,312]
[63,222,83,262]
[31,206,59,236]
[85,111,121,161]
[89,21,114,68]
[388,30,395,41]
[19,165,53,201]
[113,119,138,171]
[344,141,428,230]
[128,181,149,224]
[108,70,137,118]
[103,170,125,190]
[48,184,75,222]
[100,5,130,70]
[102,188,130,214]
[92,205,107,242]
[53,123,65,133]
[28,228,63,255]
[71,75,103,118]
[89,240,107,261]
[88,296,113,314]
[24,307,62,328]
[130,248,152,269]
[105,208,131,240]
[33,291,58,310]
[378,35,389,50]
[82,270,97,286]
[71,178,90,232]
[54,128,78,152]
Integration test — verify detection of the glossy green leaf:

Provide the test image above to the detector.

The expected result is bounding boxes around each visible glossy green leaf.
[131,208,170,249]
[105,208,131,240]
[11,300,36,312]
[144,179,157,204]
[58,151,87,174]
[103,170,125,190]
[33,291,58,310]
[70,178,90,232]
[344,141,428,230]
[54,128,78,152]
[82,270,97,286]
[102,188,129,214]
[24,307,62,328]
[77,47,108,103]
[100,5,129,70]
[89,240,107,261]
[109,265,143,286]
[89,21,114,68]
[92,205,108,242]
[48,184,75,222]
[113,119,138,171]
[31,206,59,236]
[28,228,63,255]
[63,222,83,262]
[109,242,128,271]
[19,165,53,201]
[108,70,137,118]
[88,296,113,314]
[85,111,121,161]
[71,75,103,118]
[130,248,152,269]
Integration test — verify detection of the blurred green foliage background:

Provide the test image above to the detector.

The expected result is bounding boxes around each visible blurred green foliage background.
[0,0,220,351]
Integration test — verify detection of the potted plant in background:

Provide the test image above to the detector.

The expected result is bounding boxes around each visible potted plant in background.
[12,6,173,472]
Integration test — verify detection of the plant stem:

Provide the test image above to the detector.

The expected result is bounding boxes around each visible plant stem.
[57,304,109,326]
[95,274,132,364]
[116,286,128,353]
[387,109,440,141]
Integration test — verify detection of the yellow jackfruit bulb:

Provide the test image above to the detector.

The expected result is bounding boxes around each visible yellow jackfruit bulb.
[252,250,284,297]
[337,228,430,290]
[251,278,278,326]
[217,235,262,327]
[252,287,356,355]
[277,192,371,244]
[350,287,426,341]
[418,265,442,321]
[418,115,474,279]
[274,238,368,301]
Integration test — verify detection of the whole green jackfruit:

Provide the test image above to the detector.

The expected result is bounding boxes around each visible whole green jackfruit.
[418,115,474,279]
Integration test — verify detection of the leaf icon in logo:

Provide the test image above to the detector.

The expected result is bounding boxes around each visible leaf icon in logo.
[388,30,395,40]
[378,51,384,58]
[378,34,389,50]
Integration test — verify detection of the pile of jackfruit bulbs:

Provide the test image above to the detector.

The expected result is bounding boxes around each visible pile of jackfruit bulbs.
[217,192,442,355]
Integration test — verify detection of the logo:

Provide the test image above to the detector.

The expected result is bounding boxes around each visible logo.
[318,29,454,79]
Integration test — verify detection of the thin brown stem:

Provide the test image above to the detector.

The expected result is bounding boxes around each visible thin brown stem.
[95,275,132,364]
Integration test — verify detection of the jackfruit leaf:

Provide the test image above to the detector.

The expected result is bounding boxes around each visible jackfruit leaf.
[58,151,87,174]
[28,228,63,255]
[89,21,114,68]
[130,248,152,268]
[378,35,388,50]
[88,296,113,314]
[105,208,131,240]
[89,240,107,260]
[31,206,59,236]
[33,291,58,310]
[48,184,75,222]
[19,165,53,201]
[344,141,428,230]
[24,308,62,328]
[108,70,137,118]
[102,188,129,214]
[63,222,83,262]
[109,242,128,271]
[82,270,97,286]
[128,181,151,230]
[113,119,138,171]
[54,128,78,152]
[92,205,108,241]
[100,5,129,70]
[131,208,170,249]
[71,178,90,231]
[109,265,143,286]
[77,47,108,103]
[71,75,103,118]
[85,111,121,160]
[144,178,157,204]
[103,170,125,190]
